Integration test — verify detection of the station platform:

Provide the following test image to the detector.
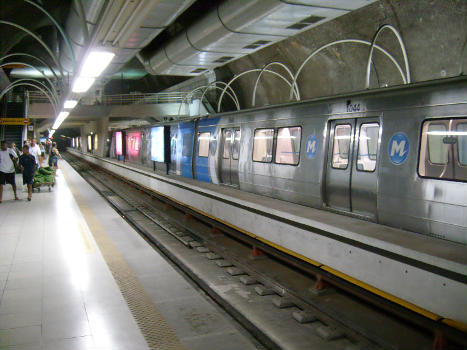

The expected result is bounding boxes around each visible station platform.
[0,161,258,349]
[67,150,467,330]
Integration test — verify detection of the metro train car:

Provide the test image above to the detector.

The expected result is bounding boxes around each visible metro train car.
[109,77,467,244]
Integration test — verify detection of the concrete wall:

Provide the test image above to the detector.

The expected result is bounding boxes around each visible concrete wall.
[79,117,109,157]
[219,0,467,109]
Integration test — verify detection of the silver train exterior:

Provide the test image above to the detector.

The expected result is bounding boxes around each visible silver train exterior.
[110,77,467,244]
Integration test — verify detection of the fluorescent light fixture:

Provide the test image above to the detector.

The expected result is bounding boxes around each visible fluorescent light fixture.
[52,111,69,130]
[49,129,55,138]
[72,76,95,93]
[80,51,115,78]
[64,99,78,109]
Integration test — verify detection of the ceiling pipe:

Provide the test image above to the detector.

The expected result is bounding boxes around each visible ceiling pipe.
[0,20,64,78]
[102,0,130,45]
[0,61,59,100]
[111,0,146,46]
[365,24,410,89]
[23,0,77,73]
[0,53,62,87]
[3,78,59,107]
[72,0,89,45]
[0,82,57,115]
[289,39,409,100]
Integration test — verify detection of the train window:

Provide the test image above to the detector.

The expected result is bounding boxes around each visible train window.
[331,124,351,169]
[419,118,467,182]
[222,130,232,159]
[275,126,301,165]
[253,129,274,162]
[357,123,379,172]
[198,132,211,157]
[457,123,467,166]
[427,123,449,164]
[182,134,192,157]
[232,129,241,160]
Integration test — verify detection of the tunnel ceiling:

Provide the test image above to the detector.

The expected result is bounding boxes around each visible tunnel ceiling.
[1,0,465,134]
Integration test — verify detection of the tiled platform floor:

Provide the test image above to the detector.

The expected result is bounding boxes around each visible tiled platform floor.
[0,160,258,350]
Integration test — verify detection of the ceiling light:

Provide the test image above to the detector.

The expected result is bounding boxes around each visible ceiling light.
[80,51,115,78]
[64,99,78,109]
[72,76,95,93]
[52,111,69,130]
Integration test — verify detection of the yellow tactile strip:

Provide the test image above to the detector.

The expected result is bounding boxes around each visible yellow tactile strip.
[62,166,185,350]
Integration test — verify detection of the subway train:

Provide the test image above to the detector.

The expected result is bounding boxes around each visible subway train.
[99,77,467,244]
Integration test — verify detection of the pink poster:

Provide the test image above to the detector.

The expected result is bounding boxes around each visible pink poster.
[115,131,123,156]
[126,132,141,157]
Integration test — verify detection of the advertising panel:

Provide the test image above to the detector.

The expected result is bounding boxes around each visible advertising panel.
[126,132,141,157]
[115,131,123,156]
[151,127,165,162]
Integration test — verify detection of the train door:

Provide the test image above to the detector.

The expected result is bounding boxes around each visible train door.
[325,118,380,219]
[180,126,194,178]
[220,128,240,186]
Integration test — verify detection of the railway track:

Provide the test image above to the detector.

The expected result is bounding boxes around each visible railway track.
[65,153,465,350]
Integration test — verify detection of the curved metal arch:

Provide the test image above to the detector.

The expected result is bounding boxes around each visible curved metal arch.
[252,62,300,107]
[178,85,240,117]
[0,62,59,101]
[0,20,64,78]
[218,68,303,112]
[0,53,62,87]
[0,82,57,115]
[5,78,59,107]
[365,24,410,89]
[289,39,408,100]
[24,0,76,73]
[198,81,240,115]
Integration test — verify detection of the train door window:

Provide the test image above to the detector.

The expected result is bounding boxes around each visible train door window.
[182,134,192,157]
[457,123,467,165]
[198,132,211,157]
[427,123,449,164]
[222,130,232,159]
[253,128,274,162]
[232,129,240,160]
[357,123,379,172]
[275,126,301,165]
[331,124,351,169]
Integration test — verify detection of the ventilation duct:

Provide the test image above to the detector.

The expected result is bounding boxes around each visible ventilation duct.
[137,0,377,76]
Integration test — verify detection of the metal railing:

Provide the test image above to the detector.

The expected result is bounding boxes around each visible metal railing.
[102,92,188,105]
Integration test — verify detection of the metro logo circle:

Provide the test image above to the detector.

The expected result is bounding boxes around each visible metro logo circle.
[388,132,409,165]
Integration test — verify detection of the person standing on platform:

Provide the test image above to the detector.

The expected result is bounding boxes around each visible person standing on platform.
[19,144,36,201]
[11,142,21,157]
[49,142,60,176]
[0,141,19,203]
[30,138,41,168]
[39,142,45,166]
[45,140,51,162]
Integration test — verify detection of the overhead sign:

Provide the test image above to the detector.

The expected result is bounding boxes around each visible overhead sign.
[0,118,30,125]
[388,132,409,165]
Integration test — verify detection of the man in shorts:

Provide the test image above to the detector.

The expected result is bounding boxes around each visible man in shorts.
[0,141,19,203]
[19,145,36,201]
